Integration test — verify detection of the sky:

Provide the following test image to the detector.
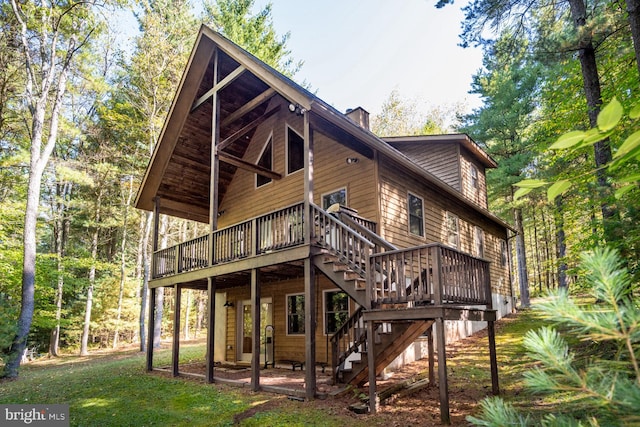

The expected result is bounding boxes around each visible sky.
[113,1,484,120]
[253,0,484,119]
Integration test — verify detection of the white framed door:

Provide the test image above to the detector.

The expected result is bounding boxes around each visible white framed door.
[237,298,273,363]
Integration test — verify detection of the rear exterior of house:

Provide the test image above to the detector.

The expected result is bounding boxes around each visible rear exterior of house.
[135,25,514,422]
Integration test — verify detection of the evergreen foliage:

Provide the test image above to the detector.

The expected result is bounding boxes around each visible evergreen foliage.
[468,248,640,426]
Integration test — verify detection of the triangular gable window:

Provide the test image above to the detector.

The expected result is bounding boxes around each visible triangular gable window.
[257,136,273,187]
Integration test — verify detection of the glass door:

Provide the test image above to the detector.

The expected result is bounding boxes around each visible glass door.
[238,298,272,362]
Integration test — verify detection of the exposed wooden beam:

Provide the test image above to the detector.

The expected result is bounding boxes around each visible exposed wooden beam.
[217,151,282,180]
[158,198,209,223]
[191,65,246,112]
[217,106,280,152]
[221,88,276,128]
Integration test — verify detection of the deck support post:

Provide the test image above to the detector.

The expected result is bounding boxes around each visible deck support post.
[251,269,261,391]
[208,48,220,266]
[436,318,450,425]
[304,259,316,399]
[488,320,500,395]
[172,284,181,377]
[427,323,435,385]
[146,287,156,371]
[367,320,377,414]
[206,277,216,383]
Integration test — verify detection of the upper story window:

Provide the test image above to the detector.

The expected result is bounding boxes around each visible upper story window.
[256,136,273,187]
[286,293,305,335]
[474,226,485,258]
[500,239,508,267]
[408,193,424,237]
[287,126,304,174]
[324,290,348,335]
[470,164,479,189]
[446,212,459,248]
[322,188,347,210]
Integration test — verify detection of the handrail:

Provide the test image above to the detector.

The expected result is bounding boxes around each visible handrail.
[310,203,374,277]
[368,243,491,306]
[336,212,397,253]
[330,306,367,381]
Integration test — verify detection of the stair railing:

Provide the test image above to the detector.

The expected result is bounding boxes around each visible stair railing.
[310,203,374,278]
[330,306,367,383]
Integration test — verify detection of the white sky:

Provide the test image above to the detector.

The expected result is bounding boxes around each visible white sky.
[256,0,483,118]
[112,1,484,119]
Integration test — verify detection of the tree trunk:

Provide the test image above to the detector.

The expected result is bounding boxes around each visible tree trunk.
[568,0,619,244]
[153,216,169,348]
[80,187,103,356]
[139,211,152,352]
[555,197,568,289]
[113,175,134,349]
[514,207,530,307]
[626,0,640,79]
[3,0,73,378]
[49,181,71,357]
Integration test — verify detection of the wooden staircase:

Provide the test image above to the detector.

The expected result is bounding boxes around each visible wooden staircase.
[340,319,434,386]
[310,203,492,388]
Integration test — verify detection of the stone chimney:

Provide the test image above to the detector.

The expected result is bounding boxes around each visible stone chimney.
[345,107,370,130]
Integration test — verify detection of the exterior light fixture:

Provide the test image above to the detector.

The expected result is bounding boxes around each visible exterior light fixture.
[346,157,359,164]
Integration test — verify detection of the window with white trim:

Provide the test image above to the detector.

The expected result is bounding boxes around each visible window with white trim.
[500,240,508,267]
[322,188,347,210]
[470,164,479,189]
[408,193,424,237]
[286,293,305,335]
[324,290,348,335]
[446,212,459,248]
[474,226,485,258]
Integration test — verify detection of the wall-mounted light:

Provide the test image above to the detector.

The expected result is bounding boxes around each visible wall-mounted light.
[288,103,306,116]
[346,157,359,164]
[224,301,234,308]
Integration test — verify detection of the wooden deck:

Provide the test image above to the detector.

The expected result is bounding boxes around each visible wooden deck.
[151,201,492,309]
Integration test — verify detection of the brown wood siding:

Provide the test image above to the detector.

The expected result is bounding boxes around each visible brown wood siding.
[378,158,510,296]
[218,97,378,227]
[219,275,356,364]
[459,147,488,210]
[390,142,460,191]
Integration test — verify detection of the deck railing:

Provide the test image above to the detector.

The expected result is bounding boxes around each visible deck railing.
[368,243,491,306]
[152,202,305,279]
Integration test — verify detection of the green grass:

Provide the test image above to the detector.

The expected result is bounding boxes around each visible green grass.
[0,344,355,426]
[0,308,557,426]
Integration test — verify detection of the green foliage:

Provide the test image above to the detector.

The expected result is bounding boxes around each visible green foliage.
[515,97,640,202]
[202,0,302,77]
[468,248,640,426]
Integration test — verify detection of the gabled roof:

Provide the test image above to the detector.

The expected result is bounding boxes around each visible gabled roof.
[382,134,498,169]
[135,25,513,232]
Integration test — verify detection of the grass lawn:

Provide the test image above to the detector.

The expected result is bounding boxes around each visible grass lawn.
[1,308,550,426]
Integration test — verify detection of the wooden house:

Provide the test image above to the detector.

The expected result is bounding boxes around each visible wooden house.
[135,25,514,422]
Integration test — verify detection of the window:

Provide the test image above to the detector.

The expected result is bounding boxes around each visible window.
[500,240,508,267]
[322,188,347,210]
[470,164,479,189]
[446,212,459,248]
[408,193,424,237]
[256,136,273,187]
[474,226,485,258]
[324,290,349,334]
[286,294,305,335]
[287,126,304,174]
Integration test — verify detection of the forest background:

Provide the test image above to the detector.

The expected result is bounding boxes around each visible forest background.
[1,0,639,382]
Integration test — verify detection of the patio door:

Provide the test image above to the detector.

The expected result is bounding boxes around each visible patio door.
[238,298,273,363]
